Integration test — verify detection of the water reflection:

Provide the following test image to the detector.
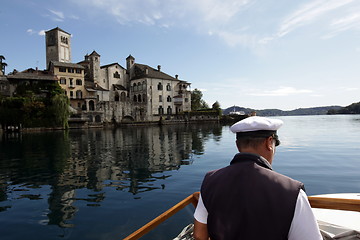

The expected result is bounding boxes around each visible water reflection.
[0,123,222,228]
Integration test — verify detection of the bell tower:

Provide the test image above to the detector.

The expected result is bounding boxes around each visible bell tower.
[45,27,72,68]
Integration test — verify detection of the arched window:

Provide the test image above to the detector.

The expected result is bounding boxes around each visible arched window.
[167,106,172,115]
[166,84,171,91]
[133,95,137,102]
[89,100,95,111]
[76,90,82,99]
[113,71,120,78]
[138,82,142,91]
[167,96,171,102]
[115,92,120,101]
[120,92,126,101]
[138,94,142,102]
[158,106,164,115]
[95,115,101,122]
[142,94,146,102]
[133,83,137,92]
[158,82,163,90]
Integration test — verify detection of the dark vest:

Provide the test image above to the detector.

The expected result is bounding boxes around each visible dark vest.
[201,153,304,240]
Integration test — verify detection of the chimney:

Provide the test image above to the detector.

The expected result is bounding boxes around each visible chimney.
[175,74,178,79]
[157,65,161,71]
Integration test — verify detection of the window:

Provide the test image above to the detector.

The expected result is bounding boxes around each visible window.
[70,91,73,98]
[167,106,172,115]
[115,92,120,102]
[113,71,120,78]
[138,94,142,102]
[69,78,74,87]
[167,96,172,102]
[120,92,126,101]
[133,83,137,92]
[166,84,171,91]
[76,90,82,99]
[76,69,82,74]
[60,78,66,84]
[142,94,146,102]
[68,68,74,73]
[159,95,162,102]
[89,101,95,111]
[158,106,164,115]
[185,98,189,102]
[76,79,82,85]
[59,67,66,72]
[133,95,137,102]
[158,82,163,90]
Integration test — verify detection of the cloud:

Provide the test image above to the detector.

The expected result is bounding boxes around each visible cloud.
[67,0,360,50]
[27,29,35,35]
[342,87,358,91]
[277,0,354,38]
[48,9,65,22]
[323,13,360,38]
[27,29,46,36]
[249,87,313,97]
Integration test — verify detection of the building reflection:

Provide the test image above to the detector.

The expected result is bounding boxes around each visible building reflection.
[0,123,222,228]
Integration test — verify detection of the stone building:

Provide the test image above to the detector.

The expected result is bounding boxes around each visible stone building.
[6,68,58,96]
[45,27,71,67]
[45,27,192,124]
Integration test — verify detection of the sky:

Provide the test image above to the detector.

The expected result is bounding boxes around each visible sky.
[1,0,360,111]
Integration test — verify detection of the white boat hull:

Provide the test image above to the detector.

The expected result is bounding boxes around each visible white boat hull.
[312,193,360,238]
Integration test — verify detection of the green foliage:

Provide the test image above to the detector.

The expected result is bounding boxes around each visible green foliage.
[212,101,222,116]
[328,102,360,114]
[0,82,69,128]
[48,94,70,129]
[191,88,209,111]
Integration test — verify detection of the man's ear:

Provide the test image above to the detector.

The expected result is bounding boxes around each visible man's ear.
[236,140,241,152]
[265,137,273,151]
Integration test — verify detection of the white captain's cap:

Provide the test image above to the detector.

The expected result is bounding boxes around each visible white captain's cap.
[230,116,283,146]
[230,116,283,133]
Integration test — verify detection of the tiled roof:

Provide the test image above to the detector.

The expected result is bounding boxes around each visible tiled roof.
[113,84,127,91]
[89,50,100,57]
[7,68,58,81]
[51,61,85,69]
[131,63,179,81]
[45,27,71,35]
[100,63,125,69]
[94,84,109,91]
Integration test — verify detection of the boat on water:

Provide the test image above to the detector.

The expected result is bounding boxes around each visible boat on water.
[123,192,360,240]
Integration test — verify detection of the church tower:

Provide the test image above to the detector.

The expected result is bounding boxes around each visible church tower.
[45,27,72,68]
[88,50,101,83]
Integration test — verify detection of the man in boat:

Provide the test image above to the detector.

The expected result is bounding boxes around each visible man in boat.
[193,116,322,240]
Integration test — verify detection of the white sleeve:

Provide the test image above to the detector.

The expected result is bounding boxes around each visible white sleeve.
[194,193,208,224]
[288,189,322,240]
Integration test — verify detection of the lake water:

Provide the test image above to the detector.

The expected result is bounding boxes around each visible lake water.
[1,115,360,240]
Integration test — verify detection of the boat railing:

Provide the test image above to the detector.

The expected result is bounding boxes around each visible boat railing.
[123,192,360,240]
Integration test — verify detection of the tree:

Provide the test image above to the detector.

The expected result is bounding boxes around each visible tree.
[0,55,7,75]
[191,88,209,111]
[212,101,222,115]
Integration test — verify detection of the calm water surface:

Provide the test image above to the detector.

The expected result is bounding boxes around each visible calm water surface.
[0,115,360,239]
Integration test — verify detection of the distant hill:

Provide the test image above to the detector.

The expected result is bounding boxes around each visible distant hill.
[223,106,343,116]
[328,101,360,114]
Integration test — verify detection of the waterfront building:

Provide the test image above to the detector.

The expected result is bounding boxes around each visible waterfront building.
[1,26,192,126]
[0,75,10,97]
[6,68,58,97]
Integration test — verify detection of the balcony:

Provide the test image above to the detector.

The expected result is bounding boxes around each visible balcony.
[173,96,183,105]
